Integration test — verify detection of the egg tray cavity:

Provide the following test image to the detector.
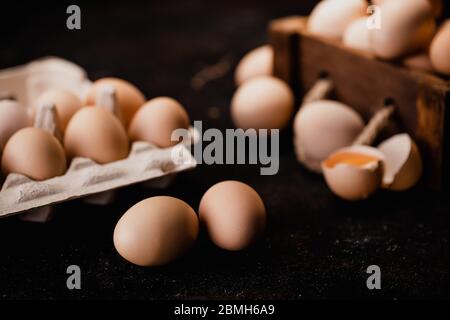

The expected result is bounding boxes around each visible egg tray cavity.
[0,57,197,220]
[269,16,450,193]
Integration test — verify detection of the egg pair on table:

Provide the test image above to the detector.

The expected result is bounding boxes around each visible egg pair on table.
[0,77,190,182]
[114,181,266,267]
[309,0,450,76]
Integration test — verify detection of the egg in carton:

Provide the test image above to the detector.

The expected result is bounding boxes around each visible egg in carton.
[0,57,198,222]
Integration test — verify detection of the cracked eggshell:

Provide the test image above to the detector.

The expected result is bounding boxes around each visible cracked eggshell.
[308,0,368,39]
[322,145,385,201]
[343,17,372,53]
[293,100,365,172]
[378,133,423,191]
[370,0,436,60]
[85,78,146,128]
[64,107,130,164]
[235,45,273,86]
[114,196,199,267]
[1,127,67,181]
[0,100,32,151]
[430,21,450,76]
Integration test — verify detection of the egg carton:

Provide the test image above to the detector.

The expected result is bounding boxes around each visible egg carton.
[0,57,198,221]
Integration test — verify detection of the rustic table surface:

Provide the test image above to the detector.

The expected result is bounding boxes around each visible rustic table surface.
[1,1,449,300]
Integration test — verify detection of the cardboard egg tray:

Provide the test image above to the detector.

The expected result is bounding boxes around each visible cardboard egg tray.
[0,57,197,221]
[269,16,450,193]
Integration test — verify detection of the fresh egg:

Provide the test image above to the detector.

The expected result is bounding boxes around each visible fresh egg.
[293,100,365,172]
[85,78,146,128]
[372,0,443,17]
[34,89,82,132]
[322,145,385,201]
[1,127,67,181]
[308,0,368,39]
[235,45,273,86]
[343,17,372,53]
[403,53,435,73]
[378,133,423,191]
[231,76,294,130]
[64,107,129,164]
[199,181,266,251]
[430,20,450,76]
[113,196,199,267]
[370,0,436,60]
[0,100,32,151]
[128,97,190,148]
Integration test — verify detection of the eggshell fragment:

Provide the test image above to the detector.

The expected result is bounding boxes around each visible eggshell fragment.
[85,78,146,128]
[322,145,385,201]
[343,17,372,53]
[378,133,423,191]
[370,0,436,60]
[308,0,368,39]
[64,107,129,164]
[235,45,273,86]
[0,100,32,151]
[231,76,294,130]
[34,89,82,132]
[114,196,199,267]
[128,97,190,148]
[430,21,450,76]
[1,127,67,181]
[199,181,266,251]
[294,100,365,172]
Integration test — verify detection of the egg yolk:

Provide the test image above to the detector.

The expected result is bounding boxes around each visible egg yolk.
[324,152,380,168]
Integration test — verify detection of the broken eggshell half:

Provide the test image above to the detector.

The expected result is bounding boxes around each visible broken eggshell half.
[377,133,423,191]
[322,145,385,201]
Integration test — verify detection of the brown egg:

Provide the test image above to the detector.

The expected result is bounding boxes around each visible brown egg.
[343,17,372,53]
[113,196,199,267]
[370,0,436,60]
[235,45,273,86]
[34,89,82,132]
[85,78,146,128]
[128,97,190,148]
[64,107,129,164]
[1,127,67,181]
[199,181,266,251]
[308,0,367,39]
[0,100,32,151]
[231,76,294,130]
[430,21,450,76]
[372,0,443,17]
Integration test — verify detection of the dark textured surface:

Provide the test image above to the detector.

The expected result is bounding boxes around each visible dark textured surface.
[1,1,450,300]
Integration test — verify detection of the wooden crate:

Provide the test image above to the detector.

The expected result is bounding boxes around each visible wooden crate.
[269,16,450,193]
